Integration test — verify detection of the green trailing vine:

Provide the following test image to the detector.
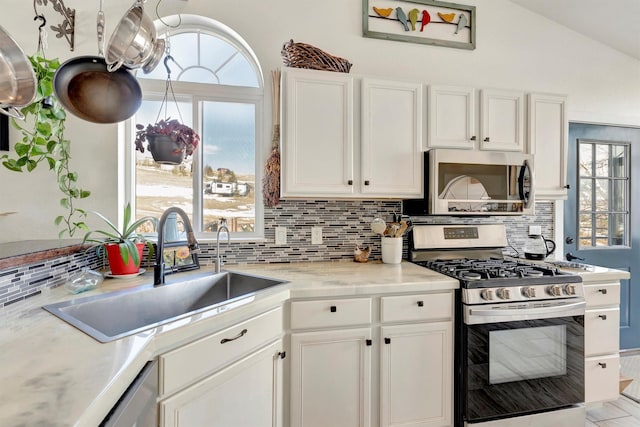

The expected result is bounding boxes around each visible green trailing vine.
[0,54,90,238]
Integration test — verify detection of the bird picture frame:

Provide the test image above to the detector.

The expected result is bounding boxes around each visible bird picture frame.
[363,0,476,50]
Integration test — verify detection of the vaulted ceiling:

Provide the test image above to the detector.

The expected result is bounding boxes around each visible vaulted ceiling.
[510,0,640,60]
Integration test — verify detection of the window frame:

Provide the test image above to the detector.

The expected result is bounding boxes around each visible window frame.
[123,15,265,242]
[577,139,630,249]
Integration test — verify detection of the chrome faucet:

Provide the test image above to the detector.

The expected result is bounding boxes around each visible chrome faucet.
[154,207,199,286]
[215,218,230,273]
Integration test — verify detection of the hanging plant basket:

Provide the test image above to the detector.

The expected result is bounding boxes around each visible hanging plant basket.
[133,56,199,165]
[147,134,185,165]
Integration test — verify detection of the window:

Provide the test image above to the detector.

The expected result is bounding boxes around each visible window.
[126,15,264,239]
[578,140,629,248]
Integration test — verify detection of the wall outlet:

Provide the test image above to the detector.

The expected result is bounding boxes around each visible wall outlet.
[275,227,287,245]
[311,226,323,244]
[528,225,542,236]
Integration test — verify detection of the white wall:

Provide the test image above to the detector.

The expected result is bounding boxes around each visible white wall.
[0,0,638,243]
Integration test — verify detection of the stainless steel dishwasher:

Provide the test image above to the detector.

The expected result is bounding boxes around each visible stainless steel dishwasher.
[100,360,158,427]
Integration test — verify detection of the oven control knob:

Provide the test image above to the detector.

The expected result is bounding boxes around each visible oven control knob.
[496,288,511,300]
[480,289,494,300]
[564,284,577,295]
[548,285,562,297]
[522,287,536,298]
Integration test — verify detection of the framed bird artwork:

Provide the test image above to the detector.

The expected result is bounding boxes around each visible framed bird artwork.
[363,0,476,50]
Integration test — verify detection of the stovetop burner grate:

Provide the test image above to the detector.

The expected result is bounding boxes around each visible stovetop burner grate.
[414,257,581,287]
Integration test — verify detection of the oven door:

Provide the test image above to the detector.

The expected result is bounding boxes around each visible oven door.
[463,301,585,423]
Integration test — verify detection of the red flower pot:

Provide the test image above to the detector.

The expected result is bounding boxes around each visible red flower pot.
[105,242,144,275]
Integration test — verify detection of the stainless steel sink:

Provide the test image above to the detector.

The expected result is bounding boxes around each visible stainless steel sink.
[43,271,287,343]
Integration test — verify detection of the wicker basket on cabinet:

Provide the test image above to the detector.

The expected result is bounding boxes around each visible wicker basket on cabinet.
[281,39,352,73]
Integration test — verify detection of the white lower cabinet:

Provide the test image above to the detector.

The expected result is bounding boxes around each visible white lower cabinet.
[158,307,285,427]
[583,281,621,404]
[380,322,452,427]
[290,328,372,427]
[289,292,454,427]
[160,340,284,427]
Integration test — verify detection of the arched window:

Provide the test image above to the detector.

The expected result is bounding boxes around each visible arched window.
[125,15,264,239]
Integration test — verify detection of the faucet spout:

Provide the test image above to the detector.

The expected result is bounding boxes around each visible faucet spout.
[215,218,230,273]
[154,207,199,286]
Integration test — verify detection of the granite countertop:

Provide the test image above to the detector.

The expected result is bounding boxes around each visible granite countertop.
[0,260,457,427]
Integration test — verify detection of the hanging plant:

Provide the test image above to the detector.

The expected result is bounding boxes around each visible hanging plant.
[134,55,200,165]
[0,54,90,237]
[134,117,199,163]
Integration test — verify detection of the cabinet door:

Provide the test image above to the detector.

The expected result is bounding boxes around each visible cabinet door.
[528,93,568,199]
[427,85,476,149]
[361,78,423,197]
[281,68,354,197]
[160,340,284,427]
[585,354,620,403]
[585,307,620,356]
[290,328,372,427]
[480,89,525,152]
[380,322,452,427]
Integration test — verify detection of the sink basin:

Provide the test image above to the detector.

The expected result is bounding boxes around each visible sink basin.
[43,271,287,343]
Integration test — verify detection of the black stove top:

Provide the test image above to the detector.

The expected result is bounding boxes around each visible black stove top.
[415,257,581,288]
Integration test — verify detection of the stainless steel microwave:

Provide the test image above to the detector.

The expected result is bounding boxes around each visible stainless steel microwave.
[403,149,534,215]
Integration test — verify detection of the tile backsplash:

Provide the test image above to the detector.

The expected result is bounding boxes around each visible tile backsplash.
[0,200,554,307]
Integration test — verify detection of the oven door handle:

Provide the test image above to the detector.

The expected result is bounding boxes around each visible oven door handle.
[466,301,586,324]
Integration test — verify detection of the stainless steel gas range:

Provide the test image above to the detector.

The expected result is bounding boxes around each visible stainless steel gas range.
[409,224,586,427]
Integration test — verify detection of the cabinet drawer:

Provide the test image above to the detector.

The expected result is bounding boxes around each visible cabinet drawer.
[380,292,453,323]
[159,307,282,397]
[585,308,620,356]
[584,283,620,307]
[290,298,372,330]
[585,354,619,403]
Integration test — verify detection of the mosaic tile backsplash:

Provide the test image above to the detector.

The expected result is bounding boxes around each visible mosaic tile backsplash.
[0,200,554,307]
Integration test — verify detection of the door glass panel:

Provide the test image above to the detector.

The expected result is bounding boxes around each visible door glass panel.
[594,179,609,212]
[595,145,609,177]
[579,144,593,176]
[595,213,608,246]
[577,140,629,249]
[612,146,627,178]
[611,213,626,246]
[579,179,592,211]
[612,180,626,212]
[579,214,592,247]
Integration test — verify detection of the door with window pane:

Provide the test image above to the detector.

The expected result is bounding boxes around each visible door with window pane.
[564,123,639,349]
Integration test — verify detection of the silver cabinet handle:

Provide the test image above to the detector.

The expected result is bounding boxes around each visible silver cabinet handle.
[220,328,248,344]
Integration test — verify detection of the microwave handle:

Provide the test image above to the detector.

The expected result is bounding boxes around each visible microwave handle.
[518,159,534,209]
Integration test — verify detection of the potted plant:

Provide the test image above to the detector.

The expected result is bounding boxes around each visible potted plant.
[134,118,200,165]
[1,54,90,238]
[83,203,155,275]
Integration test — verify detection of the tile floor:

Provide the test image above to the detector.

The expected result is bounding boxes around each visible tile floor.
[586,351,640,427]
[585,395,640,426]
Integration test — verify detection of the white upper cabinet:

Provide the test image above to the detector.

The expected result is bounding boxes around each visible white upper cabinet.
[427,85,475,149]
[528,93,568,199]
[480,89,525,152]
[281,68,423,199]
[361,78,423,198]
[281,68,355,197]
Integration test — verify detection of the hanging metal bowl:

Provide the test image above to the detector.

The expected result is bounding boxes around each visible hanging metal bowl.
[0,26,37,119]
[106,0,163,73]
